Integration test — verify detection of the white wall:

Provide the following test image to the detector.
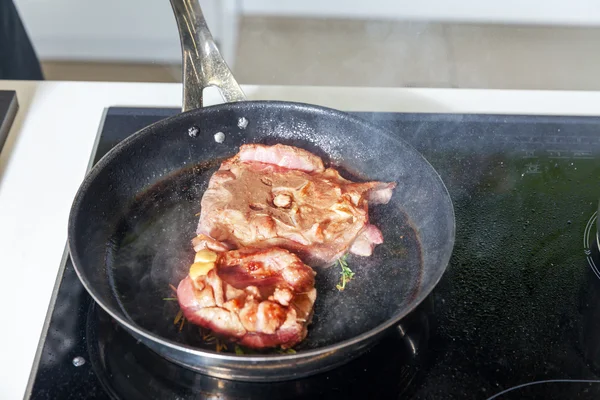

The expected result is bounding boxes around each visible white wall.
[243,0,600,26]
[14,0,239,64]
[14,0,600,65]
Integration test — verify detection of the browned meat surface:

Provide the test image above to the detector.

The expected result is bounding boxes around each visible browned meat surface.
[197,143,396,266]
[177,247,316,349]
[178,144,394,349]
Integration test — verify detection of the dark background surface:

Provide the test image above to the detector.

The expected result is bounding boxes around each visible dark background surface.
[0,90,18,155]
[27,107,600,399]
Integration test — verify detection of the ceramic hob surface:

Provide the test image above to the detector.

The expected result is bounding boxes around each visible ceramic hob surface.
[26,108,600,400]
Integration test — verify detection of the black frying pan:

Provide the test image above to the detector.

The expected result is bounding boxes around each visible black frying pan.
[67,0,455,381]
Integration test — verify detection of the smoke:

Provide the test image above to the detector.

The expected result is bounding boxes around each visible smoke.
[234,16,451,88]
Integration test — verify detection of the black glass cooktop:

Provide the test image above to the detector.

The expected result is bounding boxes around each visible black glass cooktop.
[26,107,600,399]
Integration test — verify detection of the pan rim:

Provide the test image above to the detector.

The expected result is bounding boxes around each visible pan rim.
[68,100,456,363]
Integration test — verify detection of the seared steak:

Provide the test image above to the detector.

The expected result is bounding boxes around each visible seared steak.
[177,247,316,349]
[197,144,395,266]
[178,144,394,349]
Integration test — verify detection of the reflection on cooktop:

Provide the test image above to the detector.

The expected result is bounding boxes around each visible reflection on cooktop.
[486,379,600,400]
[583,211,600,281]
[579,211,600,379]
[87,298,433,400]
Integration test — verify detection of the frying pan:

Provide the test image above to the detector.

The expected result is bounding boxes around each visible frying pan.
[67,0,455,382]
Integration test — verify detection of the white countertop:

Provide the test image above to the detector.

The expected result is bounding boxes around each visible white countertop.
[3,80,600,399]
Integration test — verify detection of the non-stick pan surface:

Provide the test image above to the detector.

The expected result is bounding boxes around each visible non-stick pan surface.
[69,101,454,380]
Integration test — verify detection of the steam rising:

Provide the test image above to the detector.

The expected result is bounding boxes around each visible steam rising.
[235,17,447,88]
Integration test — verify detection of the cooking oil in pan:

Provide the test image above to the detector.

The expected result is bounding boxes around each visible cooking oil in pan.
[106,161,423,353]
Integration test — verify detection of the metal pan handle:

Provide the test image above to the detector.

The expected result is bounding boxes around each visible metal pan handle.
[170,0,246,112]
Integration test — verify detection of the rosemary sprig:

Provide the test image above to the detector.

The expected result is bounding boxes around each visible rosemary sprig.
[276,348,297,354]
[174,310,183,325]
[336,255,355,291]
[216,339,228,352]
[202,329,216,343]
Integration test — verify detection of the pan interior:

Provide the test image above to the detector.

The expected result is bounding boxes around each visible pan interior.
[70,101,453,355]
[105,161,422,351]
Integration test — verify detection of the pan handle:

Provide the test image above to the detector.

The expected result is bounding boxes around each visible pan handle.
[170,0,246,112]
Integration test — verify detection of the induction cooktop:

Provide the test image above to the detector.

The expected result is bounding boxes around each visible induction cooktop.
[25,107,600,399]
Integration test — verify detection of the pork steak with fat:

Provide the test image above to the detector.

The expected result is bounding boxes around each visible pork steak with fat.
[177,247,316,349]
[197,144,396,266]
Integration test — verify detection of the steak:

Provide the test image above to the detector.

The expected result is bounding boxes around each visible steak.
[177,247,316,349]
[177,144,395,349]
[197,143,396,266]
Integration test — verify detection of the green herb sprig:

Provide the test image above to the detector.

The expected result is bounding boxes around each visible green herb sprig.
[336,255,355,291]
